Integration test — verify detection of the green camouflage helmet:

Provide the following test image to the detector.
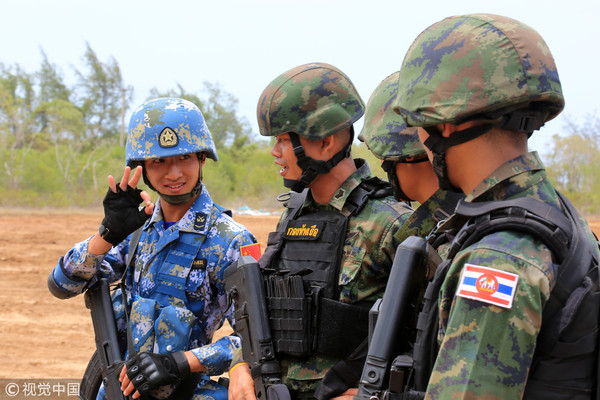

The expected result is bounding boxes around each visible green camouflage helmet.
[359,71,426,161]
[257,62,365,140]
[394,14,565,128]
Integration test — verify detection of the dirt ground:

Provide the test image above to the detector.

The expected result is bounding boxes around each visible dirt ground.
[1,209,599,380]
[0,209,280,379]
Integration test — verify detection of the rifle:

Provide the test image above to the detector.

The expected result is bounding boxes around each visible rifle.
[225,256,291,400]
[355,236,431,400]
[80,278,128,400]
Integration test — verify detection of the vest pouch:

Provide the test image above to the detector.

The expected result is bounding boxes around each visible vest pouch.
[524,274,600,399]
[154,305,196,353]
[130,297,158,353]
[314,297,370,358]
[266,274,311,357]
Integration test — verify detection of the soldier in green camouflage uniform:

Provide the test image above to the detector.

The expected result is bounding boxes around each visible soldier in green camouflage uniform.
[358,71,463,241]
[392,14,600,399]
[228,63,413,400]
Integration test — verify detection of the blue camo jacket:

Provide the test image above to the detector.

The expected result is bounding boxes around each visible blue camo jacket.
[50,185,256,393]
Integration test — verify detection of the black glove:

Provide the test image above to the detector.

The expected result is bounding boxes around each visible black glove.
[99,185,150,246]
[125,352,191,396]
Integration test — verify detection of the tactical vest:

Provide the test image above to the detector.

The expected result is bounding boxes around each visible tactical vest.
[123,204,230,354]
[259,177,394,359]
[406,192,600,399]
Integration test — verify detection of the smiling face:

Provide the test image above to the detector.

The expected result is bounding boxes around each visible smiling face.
[270,133,302,181]
[143,153,202,198]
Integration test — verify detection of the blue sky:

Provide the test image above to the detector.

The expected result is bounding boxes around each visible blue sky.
[2,0,598,155]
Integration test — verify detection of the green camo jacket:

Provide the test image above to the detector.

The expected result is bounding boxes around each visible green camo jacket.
[278,159,414,393]
[426,151,599,399]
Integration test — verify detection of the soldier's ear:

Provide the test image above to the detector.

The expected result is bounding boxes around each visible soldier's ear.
[320,135,336,156]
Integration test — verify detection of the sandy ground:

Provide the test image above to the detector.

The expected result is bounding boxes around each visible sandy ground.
[0,210,279,379]
[1,209,599,380]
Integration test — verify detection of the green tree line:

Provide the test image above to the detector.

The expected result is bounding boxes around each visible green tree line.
[0,45,598,215]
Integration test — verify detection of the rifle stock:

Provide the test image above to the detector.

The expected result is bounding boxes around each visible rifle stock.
[225,256,291,400]
[81,278,127,400]
[355,236,429,400]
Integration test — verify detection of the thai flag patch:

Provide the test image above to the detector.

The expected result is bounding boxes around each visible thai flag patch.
[456,264,519,308]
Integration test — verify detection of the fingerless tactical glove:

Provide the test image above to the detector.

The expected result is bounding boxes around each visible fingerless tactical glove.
[99,185,150,246]
[125,351,191,396]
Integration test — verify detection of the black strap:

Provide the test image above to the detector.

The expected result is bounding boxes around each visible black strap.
[125,227,143,268]
[452,194,593,306]
[287,132,353,192]
[451,197,572,261]
[349,177,394,215]
[120,227,144,361]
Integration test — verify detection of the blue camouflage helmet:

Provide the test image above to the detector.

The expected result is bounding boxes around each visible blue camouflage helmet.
[358,71,426,162]
[126,97,218,165]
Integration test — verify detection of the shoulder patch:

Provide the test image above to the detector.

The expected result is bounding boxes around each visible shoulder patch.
[240,243,262,261]
[456,264,519,308]
[193,213,207,231]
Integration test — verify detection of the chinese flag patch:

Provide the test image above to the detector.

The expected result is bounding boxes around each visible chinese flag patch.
[457,264,519,308]
[240,243,262,261]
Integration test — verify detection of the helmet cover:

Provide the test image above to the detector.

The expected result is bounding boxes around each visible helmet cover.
[359,71,427,161]
[257,62,364,140]
[394,14,564,128]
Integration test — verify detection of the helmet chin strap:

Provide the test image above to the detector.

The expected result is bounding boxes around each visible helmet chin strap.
[159,179,202,205]
[423,123,494,193]
[381,159,426,203]
[284,129,354,193]
[421,110,546,193]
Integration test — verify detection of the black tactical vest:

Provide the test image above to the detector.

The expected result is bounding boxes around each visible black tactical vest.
[408,193,600,399]
[259,178,394,359]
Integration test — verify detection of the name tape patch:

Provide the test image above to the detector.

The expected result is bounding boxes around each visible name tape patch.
[456,264,519,309]
[282,220,324,240]
[192,258,207,270]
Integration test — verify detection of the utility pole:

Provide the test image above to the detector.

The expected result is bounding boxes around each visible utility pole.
[120,87,126,147]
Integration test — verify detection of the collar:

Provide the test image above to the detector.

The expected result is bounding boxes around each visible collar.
[435,151,547,233]
[321,158,372,212]
[466,151,546,202]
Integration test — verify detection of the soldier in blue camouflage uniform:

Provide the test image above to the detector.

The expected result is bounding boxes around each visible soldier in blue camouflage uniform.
[392,14,600,399]
[48,98,256,400]
[358,71,463,241]
[228,63,414,400]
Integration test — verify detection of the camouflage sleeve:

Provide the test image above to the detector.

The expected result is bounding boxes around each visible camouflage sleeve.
[338,200,413,303]
[425,234,552,399]
[191,334,241,376]
[229,346,244,368]
[50,236,127,295]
